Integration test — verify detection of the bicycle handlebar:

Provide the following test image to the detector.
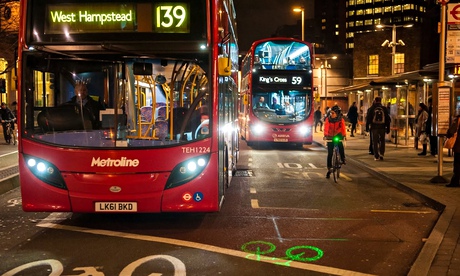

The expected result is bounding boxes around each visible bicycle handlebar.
[323,137,345,142]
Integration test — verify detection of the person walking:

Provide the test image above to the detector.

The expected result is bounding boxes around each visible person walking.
[366,97,390,160]
[347,102,358,137]
[427,98,437,156]
[314,106,323,132]
[416,103,429,156]
[446,114,460,187]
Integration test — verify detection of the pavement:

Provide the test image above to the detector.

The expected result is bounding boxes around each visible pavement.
[312,129,460,276]
[1,130,459,275]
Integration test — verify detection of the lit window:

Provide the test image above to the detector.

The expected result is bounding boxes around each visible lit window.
[394,5,402,12]
[394,53,405,74]
[403,4,413,10]
[368,55,379,75]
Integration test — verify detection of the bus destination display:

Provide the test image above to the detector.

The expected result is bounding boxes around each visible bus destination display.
[46,2,190,34]
[256,74,305,86]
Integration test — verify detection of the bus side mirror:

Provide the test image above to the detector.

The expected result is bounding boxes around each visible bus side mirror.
[218,57,231,76]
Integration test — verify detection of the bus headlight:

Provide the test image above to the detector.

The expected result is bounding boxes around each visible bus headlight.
[165,154,210,189]
[24,155,67,189]
[252,124,265,135]
[299,126,310,136]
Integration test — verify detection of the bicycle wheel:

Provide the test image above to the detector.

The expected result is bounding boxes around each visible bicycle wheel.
[5,126,12,144]
[11,128,16,145]
[332,148,339,182]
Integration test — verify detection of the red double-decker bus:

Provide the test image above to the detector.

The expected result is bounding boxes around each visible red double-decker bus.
[17,0,239,212]
[239,38,314,147]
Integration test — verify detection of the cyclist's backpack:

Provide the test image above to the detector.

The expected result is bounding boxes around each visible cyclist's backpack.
[372,106,385,124]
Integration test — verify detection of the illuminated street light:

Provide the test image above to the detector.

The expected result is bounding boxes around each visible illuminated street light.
[316,56,337,105]
[293,7,304,41]
[377,24,413,75]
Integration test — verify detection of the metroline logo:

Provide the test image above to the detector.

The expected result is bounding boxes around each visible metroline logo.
[91,157,139,167]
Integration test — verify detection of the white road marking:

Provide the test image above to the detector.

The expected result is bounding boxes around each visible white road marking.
[37,214,375,276]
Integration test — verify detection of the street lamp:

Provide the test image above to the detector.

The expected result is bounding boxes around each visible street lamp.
[377,23,413,75]
[316,56,337,105]
[293,7,304,41]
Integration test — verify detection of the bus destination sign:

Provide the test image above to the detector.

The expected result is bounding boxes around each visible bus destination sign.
[46,2,190,34]
[256,75,304,86]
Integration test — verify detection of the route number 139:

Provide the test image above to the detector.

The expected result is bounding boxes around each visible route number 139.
[155,4,189,33]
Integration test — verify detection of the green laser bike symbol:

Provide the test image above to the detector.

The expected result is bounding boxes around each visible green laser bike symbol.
[241,240,324,266]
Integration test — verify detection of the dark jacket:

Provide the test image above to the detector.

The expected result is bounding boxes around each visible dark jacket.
[68,96,105,129]
[314,110,322,122]
[0,107,15,122]
[347,105,358,123]
[447,116,460,153]
[365,102,391,131]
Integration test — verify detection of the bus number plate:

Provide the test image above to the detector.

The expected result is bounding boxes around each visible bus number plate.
[274,138,288,142]
[95,202,137,212]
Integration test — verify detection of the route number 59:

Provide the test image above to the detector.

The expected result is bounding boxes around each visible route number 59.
[291,76,303,85]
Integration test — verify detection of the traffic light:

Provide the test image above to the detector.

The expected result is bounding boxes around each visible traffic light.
[0,79,5,94]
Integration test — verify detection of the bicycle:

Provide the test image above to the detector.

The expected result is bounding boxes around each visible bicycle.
[3,119,16,145]
[324,136,344,183]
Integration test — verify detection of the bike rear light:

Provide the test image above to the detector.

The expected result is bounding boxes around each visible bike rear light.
[24,155,67,189]
[165,154,210,189]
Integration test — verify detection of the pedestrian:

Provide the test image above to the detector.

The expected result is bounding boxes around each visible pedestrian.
[324,105,347,178]
[366,97,390,160]
[409,103,415,136]
[0,102,15,144]
[416,103,429,156]
[347,102,358,137]
[427,98,437,156]
[446,114,460,187]
[367,99,376,155]
[314,106,323,132]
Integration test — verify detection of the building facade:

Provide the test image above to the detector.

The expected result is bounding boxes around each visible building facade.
[0,0,19,106]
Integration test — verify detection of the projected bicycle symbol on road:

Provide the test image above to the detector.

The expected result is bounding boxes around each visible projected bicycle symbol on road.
[241,240,324,266]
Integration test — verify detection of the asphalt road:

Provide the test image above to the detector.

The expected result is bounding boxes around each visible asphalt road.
[0,141,439,275]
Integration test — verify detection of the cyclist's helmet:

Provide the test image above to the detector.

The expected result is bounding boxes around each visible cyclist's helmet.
[331,105,342,116]
[329,105,342,122]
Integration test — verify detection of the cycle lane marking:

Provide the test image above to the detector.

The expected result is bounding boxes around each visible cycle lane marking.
[35,213,375,276]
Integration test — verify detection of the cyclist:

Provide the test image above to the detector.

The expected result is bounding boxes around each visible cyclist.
[0,102,16,144]
[324,105,347,178]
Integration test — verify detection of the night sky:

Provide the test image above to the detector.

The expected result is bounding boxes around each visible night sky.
[233,0,314,51]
